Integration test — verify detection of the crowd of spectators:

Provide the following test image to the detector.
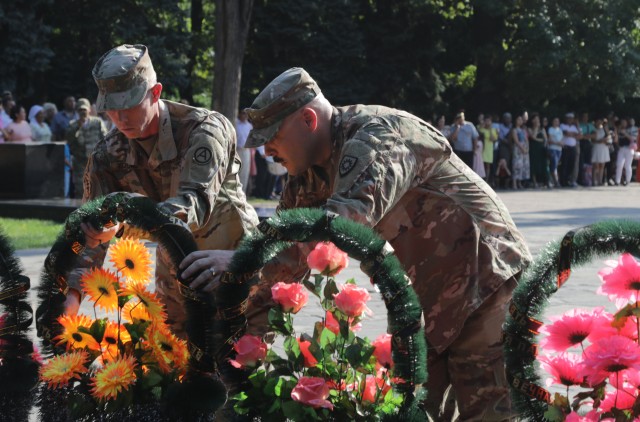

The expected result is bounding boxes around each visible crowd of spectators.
[0,90,115,197]
[437,110,639,189]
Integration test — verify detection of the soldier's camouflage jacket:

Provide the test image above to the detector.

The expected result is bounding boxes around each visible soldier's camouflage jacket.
[68,100,258,291]
[279,105,532,353]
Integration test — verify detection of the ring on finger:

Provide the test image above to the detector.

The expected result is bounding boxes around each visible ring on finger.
[209,267,216,278]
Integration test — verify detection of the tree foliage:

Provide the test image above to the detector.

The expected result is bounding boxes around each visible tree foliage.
[0,0,639,120]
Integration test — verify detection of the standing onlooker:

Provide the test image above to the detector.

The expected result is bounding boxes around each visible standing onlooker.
[235,109,253,196]
[510,115,529,189]
[528,113,549,188]
[0,93,14,128]
[472,129,486,178]
[591,117,611,186]
[615,118,635,186]
[253,145,276,199]
[5,105,33,142]
[66,98,108,198]
[28,105,52,143]
[50,96,78,141]
[578,112,595,186]
[448,111,479,168]
[436,115,450,139]
[547,117,563,187]
[479,115,498,184]
[604,112,618,185]
[42,102,58,127]
[560,113,580,187]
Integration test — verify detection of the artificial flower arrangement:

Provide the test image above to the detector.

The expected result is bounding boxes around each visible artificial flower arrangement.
[231,241,405,421]
[539,253,640,421]
[38,238,189,418]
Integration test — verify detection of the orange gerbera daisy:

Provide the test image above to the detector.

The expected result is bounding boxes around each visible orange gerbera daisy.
[109,238,153,284]
[53,314,100,351]
[147,323,189,374]
[121,281,166,322]
[100,322,132,362]
[81,268,119,312]
[39,351,89,389]
[121,300,152,323]
[90,355,137,401]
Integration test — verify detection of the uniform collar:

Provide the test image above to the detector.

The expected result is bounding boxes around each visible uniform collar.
[125,100,177,169]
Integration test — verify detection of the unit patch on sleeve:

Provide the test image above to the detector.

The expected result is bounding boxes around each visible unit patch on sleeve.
[193,146,213,165]
[339,155,358,177]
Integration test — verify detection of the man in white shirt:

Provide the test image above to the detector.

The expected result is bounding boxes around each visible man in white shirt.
[236,109,253,196]
[560,112,581,187]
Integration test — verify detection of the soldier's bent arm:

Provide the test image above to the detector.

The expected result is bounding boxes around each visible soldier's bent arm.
[160,114,234,231]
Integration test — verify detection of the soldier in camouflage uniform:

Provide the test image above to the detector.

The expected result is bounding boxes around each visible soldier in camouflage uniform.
[242,68,532,421]
[63,45,259,343]
[66,98,108,197]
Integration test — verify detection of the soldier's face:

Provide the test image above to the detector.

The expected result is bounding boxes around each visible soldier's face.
[264,110,317,176]
[106,91,157,140]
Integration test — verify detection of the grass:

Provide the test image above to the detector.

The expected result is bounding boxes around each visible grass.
[0,218,63,250]
[0,198,279,250]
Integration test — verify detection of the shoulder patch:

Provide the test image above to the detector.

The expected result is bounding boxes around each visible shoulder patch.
[339,155,358,177]
[193,146,213,165]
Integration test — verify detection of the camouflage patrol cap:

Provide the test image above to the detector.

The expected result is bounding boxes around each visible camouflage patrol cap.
[76,98,90,111]
[92,44,157,112]
[244,67,321,148]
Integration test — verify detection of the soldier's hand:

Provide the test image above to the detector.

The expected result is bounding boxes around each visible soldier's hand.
[180,250,235,293]
[64,289,81,316]
[80,221,121,248]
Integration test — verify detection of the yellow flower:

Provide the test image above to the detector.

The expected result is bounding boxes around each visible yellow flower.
[100,322,132,363]
[81,268,119,312]
[109,238,153,284]
[39,351,89,389]
[147,323,189,374]
[122,281,166,322]
[90,355,137,401]
[121,300,152,323]
[53,314,101,351]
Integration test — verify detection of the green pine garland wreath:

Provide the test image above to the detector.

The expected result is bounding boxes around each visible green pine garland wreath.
[34,192,229,420]
[503,219,640,421]
[0,227,40,422]
[225,207,428,420]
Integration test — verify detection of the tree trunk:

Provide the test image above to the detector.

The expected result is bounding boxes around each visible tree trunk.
[212,0,254,123]
[184,0,203,105]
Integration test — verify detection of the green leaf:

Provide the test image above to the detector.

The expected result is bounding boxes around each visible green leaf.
[542,405,565,422]
[231,391,248,402]
[141,370,163,388]
[345,278,357,285]
[345,343,364,367]
[303,278,320,298]
[339,317,350,339]
[320,327,336,349]
[282,400,305,420]
[267,399,281,413]
[284,337,301,363]
[89,318,107,342]
[118,294,133,309]
[323,278,339,301]
[268,307,293,335]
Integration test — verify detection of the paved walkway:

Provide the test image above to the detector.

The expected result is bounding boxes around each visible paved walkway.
[15,184,639,342]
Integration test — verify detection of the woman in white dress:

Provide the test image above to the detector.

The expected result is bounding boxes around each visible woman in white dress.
[591,117,610,186]
[28,105,52,143]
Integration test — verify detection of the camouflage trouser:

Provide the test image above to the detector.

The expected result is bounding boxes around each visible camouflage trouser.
[424,277,518,422]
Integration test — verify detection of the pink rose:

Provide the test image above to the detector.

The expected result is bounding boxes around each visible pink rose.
[361,376,391,403]
[307,242,349,276]
[291,376,334,410]
[297,338,318,368]
[372,333,393,368]
[229,334,268,369]
[324,311,361,334]
[271,282,308,314]
[334,284,371,317]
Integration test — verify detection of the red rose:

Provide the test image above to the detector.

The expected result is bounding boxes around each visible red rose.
[324,311,361,334]
[307,242,349,276]
[372,333,393,368]
[228,334,268,369]
[271,282,308,314]
[361,376,391,403]
[297,338,318,368]
[334,284,371,317]
[291,376,334,410]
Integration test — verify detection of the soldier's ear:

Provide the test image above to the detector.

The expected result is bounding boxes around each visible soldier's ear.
[150,83,163,103]
[301,107,317,131]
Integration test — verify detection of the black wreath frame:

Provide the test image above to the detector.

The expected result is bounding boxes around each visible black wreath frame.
[226,207,428,421]
[34,193,233,421]
[503,219,640,421]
